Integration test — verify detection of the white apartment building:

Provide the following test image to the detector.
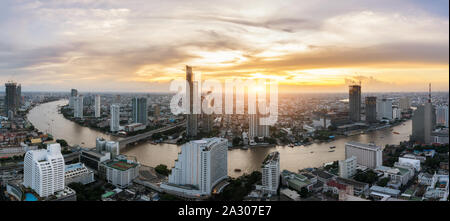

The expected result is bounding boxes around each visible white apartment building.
[23,143,65,197]
[162,138,228,197]
[74,96,84,118]
[261,151,280,195]
[345,141,382,169]
[339,156,357,179]
[94,95,101,118]
[110,104,120,132]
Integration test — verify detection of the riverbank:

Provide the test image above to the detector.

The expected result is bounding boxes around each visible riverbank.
[28,100,413,178]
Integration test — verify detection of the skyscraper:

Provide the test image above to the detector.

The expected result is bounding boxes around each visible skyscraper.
[436,105,449,127]
[365,96,377,123]
[186,66,198,138]
[16,84,21,108]
[74,96,84,118]
[69,89,78,109]
[132,97,148,125]
[5,82,18,114]
[162,138,228,196]
[23,143,65,197]
[249,99,269,141]
[110,104,120,132]
[261,151,280,195]
[399,97,411,111]
[377,98,393,121]
[348,84,361,122]
[412,84,436,144]
[95,95,101,118]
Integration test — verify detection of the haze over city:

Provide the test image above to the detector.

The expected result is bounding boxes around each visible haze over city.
[0,0,448,93]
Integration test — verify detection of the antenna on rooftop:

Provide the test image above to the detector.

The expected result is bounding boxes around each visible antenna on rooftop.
[428,83,432,103]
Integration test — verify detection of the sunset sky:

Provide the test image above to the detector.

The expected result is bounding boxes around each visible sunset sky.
[0,0,448,93]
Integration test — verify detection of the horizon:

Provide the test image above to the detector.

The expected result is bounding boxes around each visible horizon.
[0,0,449,92]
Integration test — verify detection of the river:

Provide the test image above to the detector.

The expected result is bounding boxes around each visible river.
[27,100,412,178]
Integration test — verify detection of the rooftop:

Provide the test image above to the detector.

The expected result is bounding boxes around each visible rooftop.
[370,185,400,196]
[105,159,138,171]
[65,163,84,173]
[346,141,381,150]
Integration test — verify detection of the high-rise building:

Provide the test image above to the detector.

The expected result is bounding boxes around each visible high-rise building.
[94,95,101,118]
[16,84,22,108]
[162,138,228,196]
[365,96,377,123]
[436,105,449,127]
[348,85,361,122]
[412,84,436,144]
[249,100,269,141]
[261,151,280,195]
[377,98,393,121]
[393,107,401,120]
[73,96,84,118]
[132,97,148,125]
[345,141,382,169]
[339,156,357,179]
[96,137,120,158]
[186,66,198,138]
[249,114,258,141]
[154,104,160,118]
[110,104,120,132]
[69,89,78,109]
[71,89,78,97]
[23,143,65,197]
[5,82,18,114]
[399,97,410,111]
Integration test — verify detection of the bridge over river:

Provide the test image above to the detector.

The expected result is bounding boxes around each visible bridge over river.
[118,121,186,149]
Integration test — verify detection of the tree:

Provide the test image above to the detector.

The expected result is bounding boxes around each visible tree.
[377,177,390,187]
[299,187,309,198]
[155,164,170,176]
[56,139,69,147]
[232,137,242,146]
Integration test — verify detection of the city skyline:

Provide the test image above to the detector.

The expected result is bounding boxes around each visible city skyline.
[0,0,448,93]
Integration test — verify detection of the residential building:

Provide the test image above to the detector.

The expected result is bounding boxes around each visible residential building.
[436,105,449,127]
[132,97,148,125]
[261,151,280,195]
[339,156,357,179]
[95,95,101,118]
[23,143,65,197]
[110,104,120,132]
[377,98,393,121]
[74,96,84,118]
[345,141,382,169]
